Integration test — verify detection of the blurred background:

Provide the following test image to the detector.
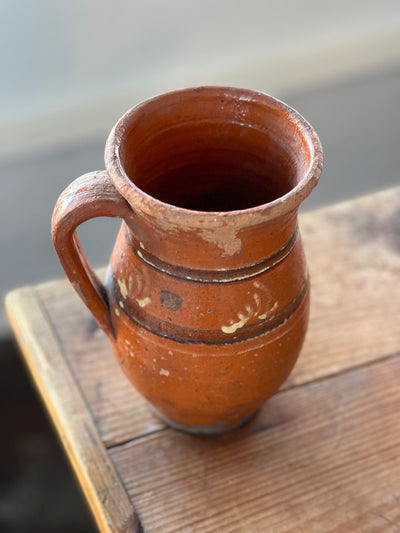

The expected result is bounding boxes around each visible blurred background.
[1,1,400,531]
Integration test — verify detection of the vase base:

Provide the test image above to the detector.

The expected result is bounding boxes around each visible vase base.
[150,407,258,435]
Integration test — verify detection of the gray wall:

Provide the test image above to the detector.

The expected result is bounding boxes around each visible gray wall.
[3,0,400,160]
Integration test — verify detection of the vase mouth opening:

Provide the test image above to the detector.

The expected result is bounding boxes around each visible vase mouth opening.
[106,86,323,222]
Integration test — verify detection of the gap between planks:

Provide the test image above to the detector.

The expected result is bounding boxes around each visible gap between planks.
[107,348,400,454]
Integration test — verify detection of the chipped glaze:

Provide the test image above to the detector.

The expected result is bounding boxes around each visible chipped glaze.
[52,87,323,434]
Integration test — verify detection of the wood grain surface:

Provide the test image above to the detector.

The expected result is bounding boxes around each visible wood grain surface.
[111,354,400,532]
[6,186,400,532]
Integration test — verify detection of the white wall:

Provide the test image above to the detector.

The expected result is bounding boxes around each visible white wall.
[1,0,400,159]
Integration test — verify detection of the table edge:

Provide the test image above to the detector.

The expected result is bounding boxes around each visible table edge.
[5,287,141,533]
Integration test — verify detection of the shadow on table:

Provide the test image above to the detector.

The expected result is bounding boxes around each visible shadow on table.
[0,338,96,533]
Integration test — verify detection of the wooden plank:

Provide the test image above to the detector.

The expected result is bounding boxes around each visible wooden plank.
[33,187,400,447]
[295,186,400,387]
[110,352,400,532]
[5,288,139,533]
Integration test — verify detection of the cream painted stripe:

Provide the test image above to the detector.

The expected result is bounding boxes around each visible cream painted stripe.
[126,228,299,284]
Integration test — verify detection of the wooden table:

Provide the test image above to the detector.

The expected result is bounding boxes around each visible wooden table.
[6,187,400,533]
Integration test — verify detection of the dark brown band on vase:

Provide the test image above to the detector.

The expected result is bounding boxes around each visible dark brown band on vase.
[110,273,309,345]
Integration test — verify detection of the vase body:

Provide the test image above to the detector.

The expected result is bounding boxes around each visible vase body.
[52,87,323,434]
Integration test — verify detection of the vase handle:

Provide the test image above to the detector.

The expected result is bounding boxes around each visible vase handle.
[51,170,132,337]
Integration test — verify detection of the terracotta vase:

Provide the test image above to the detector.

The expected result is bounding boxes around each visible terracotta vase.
[52,87,323,434]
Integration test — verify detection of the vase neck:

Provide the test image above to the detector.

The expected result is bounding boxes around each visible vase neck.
[124,209,298,272]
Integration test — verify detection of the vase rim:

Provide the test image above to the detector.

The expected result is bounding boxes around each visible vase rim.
[105,86,323,227]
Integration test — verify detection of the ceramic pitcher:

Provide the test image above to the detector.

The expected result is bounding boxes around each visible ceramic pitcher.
[52,87,323,434]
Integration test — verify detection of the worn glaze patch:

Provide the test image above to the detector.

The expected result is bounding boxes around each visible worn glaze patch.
[198,226,242,256]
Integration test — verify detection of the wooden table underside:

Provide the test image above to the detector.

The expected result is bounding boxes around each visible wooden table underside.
[6,187,400,532]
